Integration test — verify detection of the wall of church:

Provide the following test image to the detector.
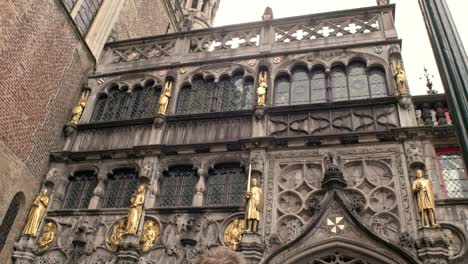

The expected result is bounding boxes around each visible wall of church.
[0,0,94,260]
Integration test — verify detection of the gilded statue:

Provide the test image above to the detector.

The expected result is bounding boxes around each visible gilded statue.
[37,222,57,251]
[70,90,90,125]
[224,218,244,250]
[23,188,49,236]
[412,169,438,227]
[140,219,160,252]
[125,184,146,234]
[257,71,268,107]
[245,178,262,233]
[107,219,126,250]
[393,63,408,95]
[158,80,173,115]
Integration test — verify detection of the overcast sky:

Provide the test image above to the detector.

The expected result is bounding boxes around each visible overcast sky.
[213,0,467,95]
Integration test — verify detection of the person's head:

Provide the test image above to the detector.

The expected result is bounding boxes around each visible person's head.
[193,246,246,264]
[416,169,424,179]
[252,178,257,187]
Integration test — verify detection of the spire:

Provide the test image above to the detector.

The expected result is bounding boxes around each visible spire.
[262,7,273,21]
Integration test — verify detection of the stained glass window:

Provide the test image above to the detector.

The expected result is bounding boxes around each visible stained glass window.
[274,76,290,106]
[63,171,97,209]
[290,68,310,105]
[205,164,246,206]
[91,82,160,122]
[348,63,369,100]
[331,67,348,101]
[310,69,327,103]
[369,70,387,98]
[0,193,22,253]
[103,168,139,208]
[158,166,198,207]
[437,149,468,198]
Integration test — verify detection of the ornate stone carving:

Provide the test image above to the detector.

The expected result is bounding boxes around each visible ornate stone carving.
[107,219,127,250]
[224,218,244,250]
[140,219,160,252]
[406,144,425,169]
[37,221,58,251]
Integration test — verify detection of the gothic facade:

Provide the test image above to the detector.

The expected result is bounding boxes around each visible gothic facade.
[3,1,468,264]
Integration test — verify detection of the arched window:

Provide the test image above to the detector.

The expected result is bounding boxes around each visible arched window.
[274,76,290,106]
[177,73,253,114]
[310,68,327,103]
[331,67,348,101]
[348,62,369,100]
[0,192,22,253]
[290,67,310,105]
[63,171,98,209]
[91,81,161,122]
[158,166,198,207]
[102,168,139,208]
[205,164,246,206]
[369,69,388,98]
[220,73,254,111]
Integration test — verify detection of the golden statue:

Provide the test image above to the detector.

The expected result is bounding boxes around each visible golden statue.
[245,172,262,233]
[125,184,146,235]
[22,188,49,236]
[37,222,57,251]
[70,90,90,125]
[257,71,268,107]
[140,219,160,252]
[107,219,126,250]
[393,63,408,95]
[412,169,438,227]
[224,218,244,250]
[157,80,173,115]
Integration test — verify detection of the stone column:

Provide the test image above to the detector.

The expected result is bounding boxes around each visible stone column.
[192,168,206,207]
[239,233,264,264]
[12,236,36,264]
[116,234,141,264]
[416,227,450,264]
[88,170,108,209]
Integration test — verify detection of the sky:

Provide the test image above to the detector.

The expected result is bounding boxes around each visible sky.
[213,0,467,95]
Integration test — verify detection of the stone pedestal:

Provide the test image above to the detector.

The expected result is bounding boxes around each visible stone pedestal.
[12,235,37,264]
[116,234,141,264]
[239,233,264,264]
[415,227,450,264]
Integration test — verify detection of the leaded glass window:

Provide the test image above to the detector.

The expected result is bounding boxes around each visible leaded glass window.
[331,67,348,101]
[310,69,327,103]
[177,77,214,114]
[158,166,198,207]
[205,164,246,206]
[369,69,387,98]
[63,171,97,209]
[348,63,369,100]
[92,82,160,122]
[274,76,290,106]
[290,68,310,105]
[437,149,468,198]
[220,73,253,111]
[103,168,139,208]
[0,192,22,253]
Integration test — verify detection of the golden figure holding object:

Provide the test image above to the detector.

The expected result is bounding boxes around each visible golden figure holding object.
[257,71,268,107]
[393,62,408,95]
[37,221,57,251]
[140,219,160,252]
[107,219,126,250]
[224,218,244,250]
[245,164,262,233]
[70,90,90,125]
[126,184,146,235]
[412,169,438,227]
[158,80,173,115]
[22,188,49,237]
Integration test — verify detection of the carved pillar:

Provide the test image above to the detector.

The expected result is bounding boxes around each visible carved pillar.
[12,236,36,264]
[239,233,264,264]
[421,102,433,125]
[192,168,206,207]
[88,170,108,209]
[416,227,450,264]
[434,101,448,125]
[116,234,141,264]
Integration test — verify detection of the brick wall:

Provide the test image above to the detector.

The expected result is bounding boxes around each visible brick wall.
[0,0,93,260]
[111,0,173,40]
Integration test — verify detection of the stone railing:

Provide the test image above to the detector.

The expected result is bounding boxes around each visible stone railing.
[96,4,396,74]
[413,94,452,127]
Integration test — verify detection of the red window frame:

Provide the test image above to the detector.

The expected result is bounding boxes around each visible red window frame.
[436,148,467,198]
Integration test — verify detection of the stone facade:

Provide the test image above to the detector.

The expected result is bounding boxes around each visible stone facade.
[3,2,468,264]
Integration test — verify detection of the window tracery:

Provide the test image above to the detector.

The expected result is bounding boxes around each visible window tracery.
[63,171,98,209]
[274,62,388,106]
[177,72,253,114]
[158,166,198,207]
[0,192,22,253]
[102,168,139,208]
[91,80,161,123]
[205,164,246,206]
